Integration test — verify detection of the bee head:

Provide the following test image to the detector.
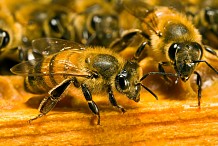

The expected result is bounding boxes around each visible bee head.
[115,60,141,102]
[48,13,71,40]
[90,14,119,46]
[0,29,10,51]
[168,42,203,81]
[115,42,158,102]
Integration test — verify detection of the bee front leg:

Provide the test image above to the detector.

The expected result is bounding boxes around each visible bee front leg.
[158,62,173,83]
[133,41,147,60]
[109,29,146,52]
[29,79,73,123]
[194,71,202,107]
[85,32,96,45]
[108,86,126,113]
[81,83,100,125]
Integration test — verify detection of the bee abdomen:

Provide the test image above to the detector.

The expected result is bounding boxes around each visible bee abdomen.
[24,60,51,93]
[47,50,79,84]
[39,52,70,89]
[49,53,59,86]
[24,75,51,93]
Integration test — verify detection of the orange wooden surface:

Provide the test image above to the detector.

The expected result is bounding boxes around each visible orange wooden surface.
[0,73,218,145]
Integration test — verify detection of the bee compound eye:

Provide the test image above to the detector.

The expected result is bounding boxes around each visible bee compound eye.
[49,16,61,33]
[91,15,102,29]
[191,42,203,51]
[118,76,129,90]
[168,43,179,61]
[0,29,10,49]
[115,70,130,91]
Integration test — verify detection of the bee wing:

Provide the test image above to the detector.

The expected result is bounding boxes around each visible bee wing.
[10,57,92,77]
[31,38,86,57]
[11,59,43,76]
[122,0,154,20]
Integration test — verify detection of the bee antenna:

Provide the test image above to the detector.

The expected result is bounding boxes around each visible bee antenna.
[139,83,158,100]
[140,72,177,82]
[133,42,147,61]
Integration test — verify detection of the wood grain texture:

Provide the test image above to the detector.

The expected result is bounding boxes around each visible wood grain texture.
[0,73,218,145]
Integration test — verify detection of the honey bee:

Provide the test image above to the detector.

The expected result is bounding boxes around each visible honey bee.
[170,0,218,48]
[1,0,122,60]
[191,6,218,48]
[14,3,75,48]
[0,2,22,60]
[110,0,218,106]
[10,38,174,124]
[71,1,120,47]
[0,0,73,61]
[2,1,77,62]
[9,1,120,61]
[41,0,121,47]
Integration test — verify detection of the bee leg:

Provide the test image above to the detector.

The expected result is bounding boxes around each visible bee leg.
[133,42,147,60]
[203,7,218,35]
[140,71,177,81]
[108,86,126,113]
[18,47,43,61]
[81,83,100,125]
[193,60,218,74]
[86,33,96,45]
[28,95,55,123]
[158,62,173,83]
[109,29,145,52]
[194,71,202,107]
[204,45,218,57]
[29,79,72,123]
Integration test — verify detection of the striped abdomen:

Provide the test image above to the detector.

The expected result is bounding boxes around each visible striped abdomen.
[24,50,82,93]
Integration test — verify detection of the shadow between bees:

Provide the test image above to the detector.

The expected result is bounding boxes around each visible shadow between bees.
[0,58,19,75]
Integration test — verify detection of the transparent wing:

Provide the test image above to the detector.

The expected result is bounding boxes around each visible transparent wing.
[31,38,86,56]
[10,56,92,78]
[122,0,154,20]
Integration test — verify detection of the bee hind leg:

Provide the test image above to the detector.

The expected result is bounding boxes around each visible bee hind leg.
[29,79,73,123]
[108,86,126,113]
[81,83,100,125]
